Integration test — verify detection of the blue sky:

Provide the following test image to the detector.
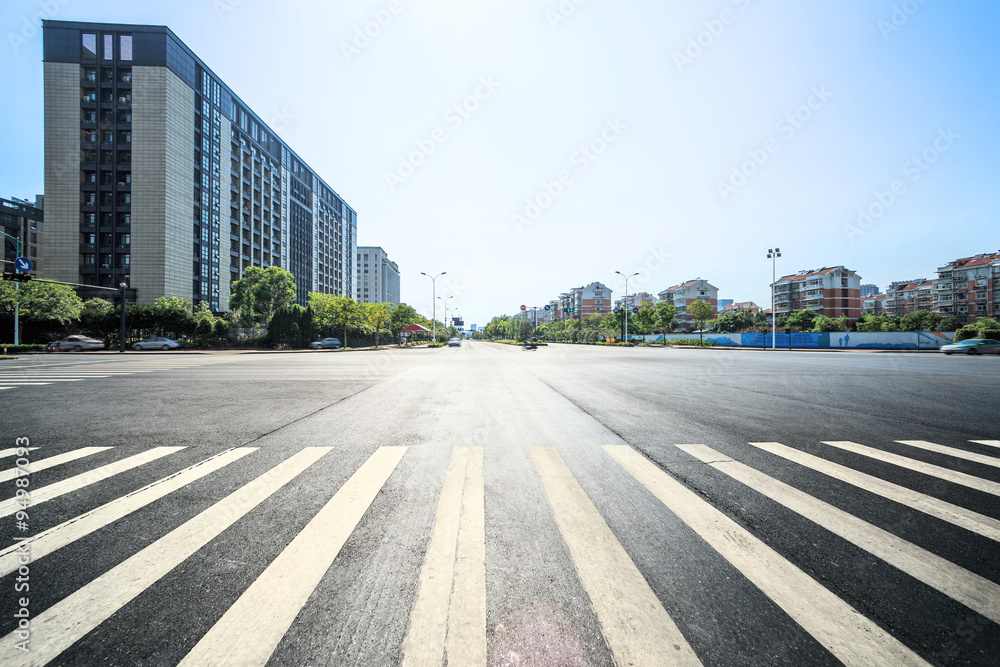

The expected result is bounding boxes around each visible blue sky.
[1,0,997,327]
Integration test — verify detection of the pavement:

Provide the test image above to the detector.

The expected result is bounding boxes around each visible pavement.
[0,341,997,665]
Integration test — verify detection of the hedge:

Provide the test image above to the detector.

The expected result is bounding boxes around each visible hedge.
[0,344,47,353]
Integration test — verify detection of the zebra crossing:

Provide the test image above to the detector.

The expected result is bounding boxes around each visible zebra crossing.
[1,437,997,665]
[0,358,233,390]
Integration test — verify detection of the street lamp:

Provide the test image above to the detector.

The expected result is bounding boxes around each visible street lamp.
[615,271,639,343]
[438,295,454,338]
[767,248,781,350]
[421,271,446,343]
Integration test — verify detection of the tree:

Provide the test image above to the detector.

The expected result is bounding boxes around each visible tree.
[364,302,392,348]
[0,281,83,324]
[388,303,420,343]
[310,294,362,347]
[229,266,296,327]
[688,299,715,345]
[811,315,849,332]
[632,301,657,341]
[655,302,677,344]
[712,309,757,334]
[783,309,817,332]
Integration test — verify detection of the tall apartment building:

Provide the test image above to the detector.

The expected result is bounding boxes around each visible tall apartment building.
[657,279,718,332]
[884,279,935,316]
[356,246,399,305]
[934,252,999,324]
[558,282,613,320]
[42,21,356,309]
[1,196,43,276]
[772,266,861,322]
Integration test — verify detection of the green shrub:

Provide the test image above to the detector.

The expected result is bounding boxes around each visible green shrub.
[668,339,718,347]
[0,344,46,353]
[981,329,1000,342]
[953,326,979,343]
[427,342,445,348]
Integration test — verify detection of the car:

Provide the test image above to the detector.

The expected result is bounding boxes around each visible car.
[448,337,461,347]
[51,335,105,352]
[940,338,1000,355]
[132,337,183,351]
[308,337,342,350]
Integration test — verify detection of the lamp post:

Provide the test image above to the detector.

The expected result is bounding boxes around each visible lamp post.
[2,231,24,346]
[421,271,446,343]
[615,271,639,343]
[767,248,781,350]
[438,295,454,339]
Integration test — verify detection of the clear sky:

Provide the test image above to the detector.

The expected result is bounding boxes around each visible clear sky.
[2,0,998,327]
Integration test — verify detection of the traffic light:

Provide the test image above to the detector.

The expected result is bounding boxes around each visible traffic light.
[2,272,32,282]
[566,308,574,313]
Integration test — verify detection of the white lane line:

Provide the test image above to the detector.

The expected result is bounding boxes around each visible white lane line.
[0,448,39,459]
[531,446,702,667]
[0,447,331,666]
[179,446,407,667]
[897,440,1000,467]
[0,447,112,484]
[0,447,185,518]
[750,442,1000,543]
[402,447,486,667]
[606,445,930,667]
[0,382,52,386]
[0,448,257,577]
[822,441,1000,497]
[971,440,1000,449]
[680,444,1000,626]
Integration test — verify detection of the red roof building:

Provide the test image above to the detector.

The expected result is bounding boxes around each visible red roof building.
[772,266,862,323]
[934,252,1000,324]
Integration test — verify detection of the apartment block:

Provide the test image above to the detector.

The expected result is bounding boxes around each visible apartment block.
[884,279,935,316]
[862,293,887,315]
[860,283,881,297]
[559,282,613,320]
[934,252,1000,324]
[657,279,718,332]
[772,267,861,322]
[720,301,761,314]
[43,21,357,309]
[356,246,399,305]
[1,196,43,276]
[613,292,656,311]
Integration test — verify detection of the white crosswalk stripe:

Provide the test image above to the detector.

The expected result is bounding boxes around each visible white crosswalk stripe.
[896,439,1000,467]
[0,358,233,388]
[0,447,111,484]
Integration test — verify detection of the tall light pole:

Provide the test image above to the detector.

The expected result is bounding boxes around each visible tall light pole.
[767,248,781,350]
[421,271,446,342]
[615,271,639,342]
[438,295,454,337]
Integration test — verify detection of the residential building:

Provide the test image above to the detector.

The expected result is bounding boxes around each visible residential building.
[862,293,887,316]
[860,284,881,297]
[657,279,718,332]
[613,292,656,311]
[934,252,999,324]
[42,20,357,309]
[772,267,862,323]
[1,196,43,276]
[559,282,613,320]
[717,298,734,310]
[356,246,399,304]
[720,301,761,314]
[884,279,935,317]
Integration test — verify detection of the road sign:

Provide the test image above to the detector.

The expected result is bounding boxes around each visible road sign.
[14,257,32,272]
[632,307,639,314]
[520,305,526,311]
[613,308,620,314]
[544,304,550,311]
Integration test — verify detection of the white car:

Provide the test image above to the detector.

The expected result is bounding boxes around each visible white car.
[51,335,105,352]
[132,337,183,351]
[448,337,461,347]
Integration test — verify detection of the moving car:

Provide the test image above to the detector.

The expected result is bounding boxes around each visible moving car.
[940,338,1000,355]
[448,337,462,347]
[132,337,183,351]
[51,335,105,352]
[308,337,342,350]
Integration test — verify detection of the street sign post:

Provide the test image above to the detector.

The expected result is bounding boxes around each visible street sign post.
[632,307,639,314]
[520,305,526,311]
[14,257,32,272]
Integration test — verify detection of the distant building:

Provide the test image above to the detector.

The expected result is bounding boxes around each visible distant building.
[862,293,888,316]
[772,266,862,323]
[720,301,761,314]
[559,282,613,320]
[1,196,43,277]
[657,279,718,332]
[356,246,399,304]
[717,298,734,310]
[613,292,656,310]
[860,284,881,297]
[934,251,1000,324]
[884,279,934,317]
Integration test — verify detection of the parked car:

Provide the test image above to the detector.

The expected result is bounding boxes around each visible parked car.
[132,337,183,351]
[448,337,462,347]
[940,338,1000,355]
[51,335,105,352]
[308,337,342,350]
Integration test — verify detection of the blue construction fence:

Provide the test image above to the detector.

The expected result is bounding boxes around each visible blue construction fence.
[636,331,955,350]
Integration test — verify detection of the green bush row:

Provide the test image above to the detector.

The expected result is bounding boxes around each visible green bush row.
[954,327,1000,343]
[0,344,47,353]
[668,339,718,347]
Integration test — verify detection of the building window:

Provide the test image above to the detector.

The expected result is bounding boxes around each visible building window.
[82,33,97,57]
[120,35,132,60]
[103,34,113,60]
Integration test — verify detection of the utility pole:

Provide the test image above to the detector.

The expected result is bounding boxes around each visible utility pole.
[2,231,25,346]
[767,248,781,350]
[421,271,446,343]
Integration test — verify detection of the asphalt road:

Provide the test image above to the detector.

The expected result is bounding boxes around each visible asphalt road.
[0,341,997,666]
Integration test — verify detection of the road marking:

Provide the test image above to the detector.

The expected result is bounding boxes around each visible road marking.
[822,441,1000,497]
[606,445,931,667]
[530,446,702,667]
[402,447,486,667]
[0,447,39,458]
[0,382,52,387]
[0,447,112,484]
[179,446,407,667]
[0,447,185,518]
[749,442,1000,543]
[895,440,1000,467]
[0,448,256,577]
[971,440,1000,449]
[680,444,1000,626]
[0,447,331,666]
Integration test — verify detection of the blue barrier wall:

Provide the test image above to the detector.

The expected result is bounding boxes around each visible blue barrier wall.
[640,331,954,350]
